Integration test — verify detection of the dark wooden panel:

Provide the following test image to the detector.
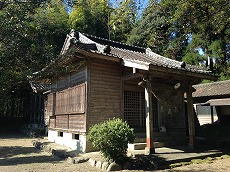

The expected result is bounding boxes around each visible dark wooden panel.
[56,115,68,129]
[69,114,86,132]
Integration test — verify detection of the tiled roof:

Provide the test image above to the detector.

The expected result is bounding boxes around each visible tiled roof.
[60,30,214,76]
[110,47,207,73]
[30,82,51,93]
[193,80,230,97]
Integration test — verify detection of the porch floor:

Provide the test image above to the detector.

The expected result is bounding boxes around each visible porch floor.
[127,146,222,162]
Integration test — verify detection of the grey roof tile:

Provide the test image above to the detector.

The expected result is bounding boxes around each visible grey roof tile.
[61,30,213,75]
[193,80,230,97]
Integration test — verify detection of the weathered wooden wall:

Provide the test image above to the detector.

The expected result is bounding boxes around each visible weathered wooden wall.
[156,89,187,145]
[87,62,122,129]
[46,68,87,133]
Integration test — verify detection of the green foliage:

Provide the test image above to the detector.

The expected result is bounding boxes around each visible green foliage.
[69,0,110,38]
[88,118,135,163]
[69,0,140,42]
[128,0,229,78]
[0,0,69,94]
[109,0,138,42]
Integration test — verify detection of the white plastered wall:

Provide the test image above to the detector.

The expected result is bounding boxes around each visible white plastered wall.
[48,130,86,152]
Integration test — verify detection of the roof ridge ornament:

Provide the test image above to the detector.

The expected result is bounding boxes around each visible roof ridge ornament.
[103,45,111,54]
[180,61,186,68]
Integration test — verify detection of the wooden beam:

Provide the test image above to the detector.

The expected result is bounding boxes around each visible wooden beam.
[186,85,195,149]
[145,79,155,154]
[149,64,218,81]
[121,73,142,81]
[123,60,149,71]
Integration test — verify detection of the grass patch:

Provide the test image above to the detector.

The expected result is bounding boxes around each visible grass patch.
[191,159,203,164]
[221,154,230,159]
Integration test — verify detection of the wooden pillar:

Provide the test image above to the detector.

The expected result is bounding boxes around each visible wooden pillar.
[53,93,56,128]
[186,85,195,149]
[34,95,37,123]
[145,79,155,154]
[211,106,214,124]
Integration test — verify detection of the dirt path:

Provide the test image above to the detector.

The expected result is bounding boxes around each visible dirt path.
[0,132,99,172]
[0,132,229,172]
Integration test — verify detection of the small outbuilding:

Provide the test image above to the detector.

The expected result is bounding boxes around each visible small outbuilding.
[41,30,217,153]
[193,80,230,126]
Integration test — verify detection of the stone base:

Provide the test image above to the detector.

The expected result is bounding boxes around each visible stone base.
[145,147,155,155]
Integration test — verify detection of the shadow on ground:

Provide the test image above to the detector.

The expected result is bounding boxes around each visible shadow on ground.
[125,146,229,171]
[0,130,61,167]
[0,155,60,166]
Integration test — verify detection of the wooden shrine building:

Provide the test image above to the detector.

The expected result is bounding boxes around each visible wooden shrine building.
[41,30,217,153]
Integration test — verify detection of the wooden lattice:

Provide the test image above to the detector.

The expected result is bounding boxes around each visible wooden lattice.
[124,91,158,129]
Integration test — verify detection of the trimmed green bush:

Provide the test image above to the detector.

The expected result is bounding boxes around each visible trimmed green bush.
[88,118,135,163]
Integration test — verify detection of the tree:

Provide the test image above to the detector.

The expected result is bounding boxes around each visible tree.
[109,0,138,42]
[128,0,230,79]
[69,0,140,42]
[172,0,229,68]
[69,0,110,38]
[0,0,69,93]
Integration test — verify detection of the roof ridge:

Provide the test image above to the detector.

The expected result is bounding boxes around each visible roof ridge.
[81,32,146,53]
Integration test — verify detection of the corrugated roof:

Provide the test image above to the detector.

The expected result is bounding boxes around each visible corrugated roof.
[193,80,230,97]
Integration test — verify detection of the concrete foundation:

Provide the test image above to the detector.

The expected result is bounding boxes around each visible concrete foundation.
[48,130,86,152]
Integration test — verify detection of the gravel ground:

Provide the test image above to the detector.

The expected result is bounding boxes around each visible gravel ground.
[0,132,229,172]
[0,132,100,172]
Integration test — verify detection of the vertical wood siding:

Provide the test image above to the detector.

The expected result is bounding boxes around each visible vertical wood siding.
[48,68,87,133]
[46,93,53,116]
[88,63,122,129]
[69,114,86,132]
[56,83,86,115]
[56,115,68,129]
[49,116,56,128]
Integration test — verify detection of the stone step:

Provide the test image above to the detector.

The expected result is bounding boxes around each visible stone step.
[135,132,168,138]
[134,136,173,143]
[128,141,177,150]
[128,143,146,150]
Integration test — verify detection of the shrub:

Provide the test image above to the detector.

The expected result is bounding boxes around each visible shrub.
[88,118,135,163]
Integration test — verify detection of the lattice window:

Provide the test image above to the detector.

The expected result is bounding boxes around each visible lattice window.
[124,91,158,129]
[55,83,86,115]
[124,91,140,128]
